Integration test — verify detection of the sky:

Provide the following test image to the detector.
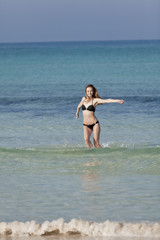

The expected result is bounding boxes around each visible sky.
[0,0,160,43]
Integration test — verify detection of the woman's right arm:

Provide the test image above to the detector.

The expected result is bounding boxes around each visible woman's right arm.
[76,97,85,119]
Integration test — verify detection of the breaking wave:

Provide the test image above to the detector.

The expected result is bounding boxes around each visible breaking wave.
[0,219,160,237]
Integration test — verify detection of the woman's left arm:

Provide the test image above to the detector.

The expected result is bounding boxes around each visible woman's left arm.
[95,98,124,105]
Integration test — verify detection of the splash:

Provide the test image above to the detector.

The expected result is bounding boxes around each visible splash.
[0,219,160,237]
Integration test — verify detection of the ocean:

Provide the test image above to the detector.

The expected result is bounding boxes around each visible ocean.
[0,40,160,239]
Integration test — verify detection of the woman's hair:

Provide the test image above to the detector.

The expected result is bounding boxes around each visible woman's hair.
[85,84,101,98]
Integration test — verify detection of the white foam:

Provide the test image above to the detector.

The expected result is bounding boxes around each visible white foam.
[0,219,160,237]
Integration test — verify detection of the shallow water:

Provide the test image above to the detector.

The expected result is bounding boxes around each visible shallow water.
[0,40,160,238]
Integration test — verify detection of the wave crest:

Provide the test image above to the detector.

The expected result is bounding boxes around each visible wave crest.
[0,219,160,237]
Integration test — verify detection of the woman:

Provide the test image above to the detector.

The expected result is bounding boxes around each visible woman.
[76,84,124,148]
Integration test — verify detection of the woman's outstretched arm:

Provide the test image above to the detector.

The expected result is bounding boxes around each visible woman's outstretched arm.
[95,98,124,105]
[76,97,85,118]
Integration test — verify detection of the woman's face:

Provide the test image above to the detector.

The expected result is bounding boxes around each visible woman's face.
[86,87,94,98]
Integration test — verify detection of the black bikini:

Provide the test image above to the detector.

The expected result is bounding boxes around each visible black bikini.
[83,120,99,130]
[82,104,95,112]
[82,100,99,130]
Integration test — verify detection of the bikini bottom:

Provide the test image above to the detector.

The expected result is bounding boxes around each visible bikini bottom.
[83,120,99,130]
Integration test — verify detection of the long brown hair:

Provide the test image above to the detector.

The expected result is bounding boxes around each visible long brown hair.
[85,84,101,99]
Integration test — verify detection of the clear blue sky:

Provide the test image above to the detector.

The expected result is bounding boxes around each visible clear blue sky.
[0,0,160,43]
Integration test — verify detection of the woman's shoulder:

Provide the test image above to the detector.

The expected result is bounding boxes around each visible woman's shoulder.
[80,96,86,104]
[81,96,86,101]
[93,97,101,102]
[93,97,102,105]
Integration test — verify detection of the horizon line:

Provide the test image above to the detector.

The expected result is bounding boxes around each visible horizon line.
[0,38,160,45]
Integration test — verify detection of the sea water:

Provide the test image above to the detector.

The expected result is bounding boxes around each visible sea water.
[0,40,160,239]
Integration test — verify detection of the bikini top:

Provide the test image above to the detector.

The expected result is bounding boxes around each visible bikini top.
[82,99,95,112]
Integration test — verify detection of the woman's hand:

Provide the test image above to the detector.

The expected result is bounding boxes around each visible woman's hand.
[119,100,124,104]
[76,112,79,119]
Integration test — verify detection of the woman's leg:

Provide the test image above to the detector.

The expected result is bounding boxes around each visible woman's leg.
[83,126,93,148]
[93,123,102,148]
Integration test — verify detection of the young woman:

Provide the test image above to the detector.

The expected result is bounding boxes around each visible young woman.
[76,84,124,148]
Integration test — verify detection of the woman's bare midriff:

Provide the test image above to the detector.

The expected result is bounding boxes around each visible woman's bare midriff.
[83,111,98,125]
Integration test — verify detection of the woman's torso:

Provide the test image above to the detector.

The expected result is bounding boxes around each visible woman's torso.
[82,98,98,124]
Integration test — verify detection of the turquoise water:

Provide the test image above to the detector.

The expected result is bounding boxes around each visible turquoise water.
[0,40,160,238]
